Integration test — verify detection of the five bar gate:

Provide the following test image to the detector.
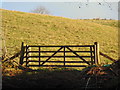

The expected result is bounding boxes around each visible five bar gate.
[19,42,100,68]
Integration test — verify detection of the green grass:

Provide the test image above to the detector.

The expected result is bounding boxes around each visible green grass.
[2,9,118,65]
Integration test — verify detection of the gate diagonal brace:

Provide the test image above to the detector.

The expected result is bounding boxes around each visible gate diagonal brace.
[66,47,90,65]
[41,47,63,65]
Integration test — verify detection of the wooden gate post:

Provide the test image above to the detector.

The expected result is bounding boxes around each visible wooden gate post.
[20,42,25,65]
[94,42,101,65]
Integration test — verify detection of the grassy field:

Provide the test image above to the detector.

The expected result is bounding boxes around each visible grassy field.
[85,19,118,28]
[2,9,118,66]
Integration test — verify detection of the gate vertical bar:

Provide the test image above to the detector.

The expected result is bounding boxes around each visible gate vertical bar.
[28,47,31,66]
[39,47,41,66]
[90,46,93,65]
[63,46,65,66]
[93,45,96,64]
[26,45,28,67]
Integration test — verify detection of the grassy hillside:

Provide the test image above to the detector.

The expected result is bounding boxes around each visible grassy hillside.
[85,19,118,28]
[2,9,118,64]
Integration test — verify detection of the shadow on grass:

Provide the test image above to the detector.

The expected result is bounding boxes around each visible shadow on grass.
[3,68,88,89]
[3,66,119,89]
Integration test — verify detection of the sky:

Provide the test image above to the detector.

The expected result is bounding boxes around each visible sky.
[2,0,120,2]
[1,1,118,20]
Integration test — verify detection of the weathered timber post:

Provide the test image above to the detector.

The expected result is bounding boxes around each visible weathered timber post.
[20,42,25,65]
[94,42,101,65]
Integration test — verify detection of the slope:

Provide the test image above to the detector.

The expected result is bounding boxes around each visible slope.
[2,9,118,63]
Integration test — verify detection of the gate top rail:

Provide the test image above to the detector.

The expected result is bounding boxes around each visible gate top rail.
[27,45,94,47]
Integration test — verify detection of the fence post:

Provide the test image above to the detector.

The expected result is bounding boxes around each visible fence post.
[94,42,101,65]
[20,42,25,65]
